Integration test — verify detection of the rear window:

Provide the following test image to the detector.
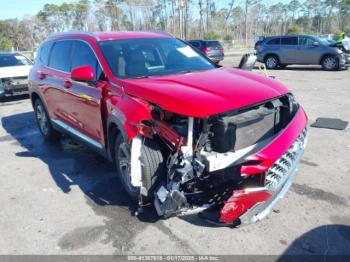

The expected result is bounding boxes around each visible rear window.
[0,54,32,67]
[281,37,298,45]
[206,41,222,48]
[49,40,73,72]
[266,38,280,45]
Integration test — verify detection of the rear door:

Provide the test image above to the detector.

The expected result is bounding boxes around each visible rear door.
[44,40,74,123]
[279,37,298,64]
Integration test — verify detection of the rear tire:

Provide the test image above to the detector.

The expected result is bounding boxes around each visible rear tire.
[264,55,279,69]
[34,99,60,141]
[114,134,165,202]
[321,55,339,71]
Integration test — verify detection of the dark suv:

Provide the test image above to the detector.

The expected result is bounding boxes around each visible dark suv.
[28,31,307,226]
[188,40,224,63]
[256,35,349,70]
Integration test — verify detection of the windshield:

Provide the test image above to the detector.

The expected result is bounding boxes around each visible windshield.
[99,38,216,79]
[0,54,33,67]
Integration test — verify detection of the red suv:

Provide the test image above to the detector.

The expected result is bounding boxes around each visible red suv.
[28,31,308,226]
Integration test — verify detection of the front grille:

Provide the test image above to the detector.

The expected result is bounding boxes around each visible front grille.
[210,95,296,153]
[264,128,307,192]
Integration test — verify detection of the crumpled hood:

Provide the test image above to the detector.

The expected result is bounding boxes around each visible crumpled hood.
[121,67,290,117]
[0,65,32,79]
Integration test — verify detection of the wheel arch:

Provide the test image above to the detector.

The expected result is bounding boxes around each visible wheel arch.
[30,89,50,113]
[263,53,280,63]
[319,53,337,64]
[106,114,128,162]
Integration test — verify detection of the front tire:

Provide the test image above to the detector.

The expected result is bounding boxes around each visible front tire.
[264,55,279,69]
[321,55,339,71]
[34,99,60,141]
[114,134,165,202]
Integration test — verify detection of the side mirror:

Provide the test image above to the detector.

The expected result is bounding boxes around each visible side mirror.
[312,41,320,47]
[71,65,95,82]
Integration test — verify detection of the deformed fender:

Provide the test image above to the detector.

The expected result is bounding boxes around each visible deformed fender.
[105,94,153,158]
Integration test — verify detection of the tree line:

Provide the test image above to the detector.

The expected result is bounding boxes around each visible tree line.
[0,0,349,51]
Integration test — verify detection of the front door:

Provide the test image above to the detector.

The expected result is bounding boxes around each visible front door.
[296,36,322,64]
[63,40,106,147]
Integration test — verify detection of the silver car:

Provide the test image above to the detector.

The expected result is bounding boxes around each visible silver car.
[256,35,349,70]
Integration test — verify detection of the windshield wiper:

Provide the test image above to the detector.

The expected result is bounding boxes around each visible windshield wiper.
[131,75,149,79]
[172,69,193,75]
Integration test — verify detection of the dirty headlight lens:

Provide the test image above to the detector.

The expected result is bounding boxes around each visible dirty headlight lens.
[287,93,299,114]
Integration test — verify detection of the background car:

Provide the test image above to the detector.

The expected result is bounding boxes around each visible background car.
[188,40,224,63]
[255,35,349,70]
[0,52,33,99]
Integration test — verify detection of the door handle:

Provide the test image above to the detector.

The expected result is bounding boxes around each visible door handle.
[38,71,46,80]
[64,80,72,88]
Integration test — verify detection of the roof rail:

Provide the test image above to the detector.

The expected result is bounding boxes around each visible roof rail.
[140,30,174,37]
[46,31,96,40]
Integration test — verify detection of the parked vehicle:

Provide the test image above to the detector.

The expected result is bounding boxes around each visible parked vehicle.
[0,52,33,99]
[255,35,350,70]
[29,31,308,226]
[188,40,224,63]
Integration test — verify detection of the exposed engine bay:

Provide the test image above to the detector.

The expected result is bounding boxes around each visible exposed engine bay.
[136,94,300,222]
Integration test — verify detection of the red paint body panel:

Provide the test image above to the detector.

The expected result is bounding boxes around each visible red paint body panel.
[220,190,272,224]
[121,67,290,117]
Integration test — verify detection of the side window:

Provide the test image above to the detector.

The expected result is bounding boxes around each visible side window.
[266,38,280,45]
[49,41,72,72]
[71,41,103,80]
[38,42,53,66]
[299,37,314,46]
[281,37,298,45]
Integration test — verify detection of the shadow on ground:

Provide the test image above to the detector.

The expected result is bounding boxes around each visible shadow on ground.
[0,94,29,103]
[278,224,350,261]
[1,111,198,253]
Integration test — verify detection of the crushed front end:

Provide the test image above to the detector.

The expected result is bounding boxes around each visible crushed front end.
[138,93,308,226]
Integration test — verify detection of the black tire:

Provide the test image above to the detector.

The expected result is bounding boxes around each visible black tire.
[34,99,60,141]
[321,55,339,71]
[114,134,165,202]
[264,55,279,69]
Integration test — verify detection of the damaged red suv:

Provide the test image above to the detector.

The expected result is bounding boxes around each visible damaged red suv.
[28,31,308,226]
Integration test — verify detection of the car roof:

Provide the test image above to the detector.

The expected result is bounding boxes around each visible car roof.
[46,30,174,42]
[265,34,317,39]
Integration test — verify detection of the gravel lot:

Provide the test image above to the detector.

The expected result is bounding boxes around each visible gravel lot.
[0,56,349,257]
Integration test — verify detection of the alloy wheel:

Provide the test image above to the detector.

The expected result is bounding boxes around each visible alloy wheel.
[36,104,48,136]
[118,142,139,194]
[266,57,278,69]
[323,57,337,70]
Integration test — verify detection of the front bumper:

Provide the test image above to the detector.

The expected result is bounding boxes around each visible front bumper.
[341,53,350,68]
[239,128,307,224]
[218,107,308,225]
[0,77,29,98]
